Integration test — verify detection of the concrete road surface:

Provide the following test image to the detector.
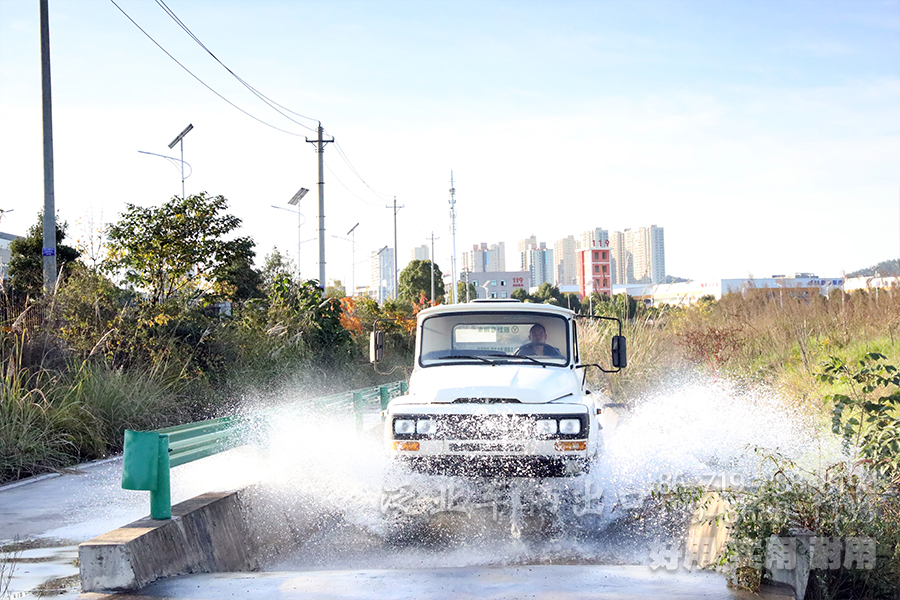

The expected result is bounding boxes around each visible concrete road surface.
[78,566,794,600]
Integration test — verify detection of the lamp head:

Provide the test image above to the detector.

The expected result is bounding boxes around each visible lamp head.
[168,124,194,149]
[288,187,309,205]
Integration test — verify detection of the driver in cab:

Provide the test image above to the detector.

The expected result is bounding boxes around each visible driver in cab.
[515,324,561,357]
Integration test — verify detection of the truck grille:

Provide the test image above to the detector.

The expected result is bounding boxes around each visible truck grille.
[392,413,587,441]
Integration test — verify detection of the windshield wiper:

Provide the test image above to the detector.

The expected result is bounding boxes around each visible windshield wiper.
[440,354,495,364]
[487,352,546,368]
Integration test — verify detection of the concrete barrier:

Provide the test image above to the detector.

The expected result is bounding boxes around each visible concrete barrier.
[79,490,257,592]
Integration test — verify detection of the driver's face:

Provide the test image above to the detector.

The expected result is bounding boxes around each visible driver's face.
[530,327,547,345]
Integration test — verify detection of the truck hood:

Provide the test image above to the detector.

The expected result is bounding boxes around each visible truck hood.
[402,364,581,405]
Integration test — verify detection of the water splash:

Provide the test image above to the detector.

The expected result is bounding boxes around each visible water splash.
[245,374,841,571]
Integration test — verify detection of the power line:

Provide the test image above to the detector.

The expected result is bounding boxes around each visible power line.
[331,139,391,201]
[109,0,305,137]
[324,161,382,207]
[153,0,318,132]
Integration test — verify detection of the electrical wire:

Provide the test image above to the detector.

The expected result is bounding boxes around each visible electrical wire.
[154,0,318,132]
[331,139,391,201]
[113,0,396,207]
[109,0,305,137]
[324,161,383,208]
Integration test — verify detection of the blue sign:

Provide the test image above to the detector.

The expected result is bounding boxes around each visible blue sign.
[42,247,56,256]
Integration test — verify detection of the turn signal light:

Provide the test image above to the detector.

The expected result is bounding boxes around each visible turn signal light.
[392,441,420,451]
[555,441,587,452]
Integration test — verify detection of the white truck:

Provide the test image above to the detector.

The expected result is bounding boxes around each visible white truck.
[371,300,626,478]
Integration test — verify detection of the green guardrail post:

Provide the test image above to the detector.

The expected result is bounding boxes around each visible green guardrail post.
[149,434,171,519]
[122,429,172,520]
[353,392,364,433]
[380,386,391,410]
[401,381,408,394]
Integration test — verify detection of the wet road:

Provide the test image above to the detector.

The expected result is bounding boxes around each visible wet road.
[79,566,794,600]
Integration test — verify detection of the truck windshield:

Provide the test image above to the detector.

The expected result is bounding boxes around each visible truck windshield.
[419,312,570,367]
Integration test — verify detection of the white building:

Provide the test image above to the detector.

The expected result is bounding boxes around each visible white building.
[577,228,609,251]
[609,231,628,285]
[369,247,395,303]
[0,232,19,281]
[517,235,538,271]
[608,225,665,284]
[411,245,429,261]
[617,275,844,307]
[554,235,577,287]
[464,271,530,300]
[465,241,506,272]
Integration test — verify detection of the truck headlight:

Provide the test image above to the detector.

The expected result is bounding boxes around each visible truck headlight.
[394,419,416,434]
[535,419,558,435]
[416,419,437,434]
[559,419,581,434]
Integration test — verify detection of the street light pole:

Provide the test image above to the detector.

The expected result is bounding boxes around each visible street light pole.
[288,187,309,278]
[167,124,193,199]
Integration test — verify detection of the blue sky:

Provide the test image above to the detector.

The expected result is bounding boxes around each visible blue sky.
[1,0,898,287]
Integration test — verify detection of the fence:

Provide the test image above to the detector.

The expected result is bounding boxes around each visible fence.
[121,380,408,519]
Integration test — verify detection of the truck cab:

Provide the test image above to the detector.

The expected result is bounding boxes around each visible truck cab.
[373,300,626,478]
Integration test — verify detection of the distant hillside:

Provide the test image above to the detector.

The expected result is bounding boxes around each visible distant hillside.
[846,259,900,278]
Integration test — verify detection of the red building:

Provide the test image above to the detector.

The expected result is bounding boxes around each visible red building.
[576,247,612,299]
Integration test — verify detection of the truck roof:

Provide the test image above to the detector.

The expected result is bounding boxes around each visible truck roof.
[417,301,576,320]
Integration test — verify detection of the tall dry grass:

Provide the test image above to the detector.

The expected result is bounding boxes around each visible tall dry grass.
[577,311,683,400]
[577,287,900,408]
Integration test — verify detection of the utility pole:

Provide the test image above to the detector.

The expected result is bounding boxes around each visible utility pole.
[386,196,404,300]
[449,171,457,303]
[427,232,439,304]
[40,0,57,294]
[306,122,333,289]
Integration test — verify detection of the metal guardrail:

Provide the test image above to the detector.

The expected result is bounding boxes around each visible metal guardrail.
[121,380,408,519]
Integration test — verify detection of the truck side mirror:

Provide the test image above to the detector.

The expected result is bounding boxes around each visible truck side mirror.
[611,335,627,369]
[370,330,385,364]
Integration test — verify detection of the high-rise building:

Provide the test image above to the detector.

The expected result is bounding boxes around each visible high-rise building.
[606,225,665,284]
[518,235,538,271]
[609,231,628,285]
[649,225,665,284]
[465,241,506,273]
[487,241,506,272]
[624,225,665,284]
[411,245,429,261]
[554,235,577,286]
[577,228,610,251]
[370,247,394,303]
[526,244,555,287]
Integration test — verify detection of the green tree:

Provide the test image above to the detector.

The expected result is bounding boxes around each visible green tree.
[511,287,532,302]
[400,260,445,304]
[325,280,346,298]
[533,283,564,305]
[104,193,254,305]
[457,280,478,303]
[217,240,263,302]
[8,213,80,296]
[261,248,296,292]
